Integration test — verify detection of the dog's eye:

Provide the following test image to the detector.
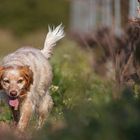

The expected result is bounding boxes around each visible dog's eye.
[17,79,23,84]
[3,79,10,84]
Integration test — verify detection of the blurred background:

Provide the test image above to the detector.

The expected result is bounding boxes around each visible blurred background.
[0,0,140,140]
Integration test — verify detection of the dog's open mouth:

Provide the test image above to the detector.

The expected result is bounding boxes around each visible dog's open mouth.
[8,97,19,110]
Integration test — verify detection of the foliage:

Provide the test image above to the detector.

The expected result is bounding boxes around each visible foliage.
[0,36,140,140]
[0,100,11,122]
[49,39,114,119]
[0,0,69,35]
[35,39,140,140]
[35,40,140,140]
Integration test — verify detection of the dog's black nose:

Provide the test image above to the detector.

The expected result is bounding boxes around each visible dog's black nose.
[10,91,17,97]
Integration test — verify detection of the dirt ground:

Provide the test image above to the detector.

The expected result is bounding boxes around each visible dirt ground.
[0,122,30,140]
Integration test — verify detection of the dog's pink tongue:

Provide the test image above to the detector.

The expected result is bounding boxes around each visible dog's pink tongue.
[9,99,19,109]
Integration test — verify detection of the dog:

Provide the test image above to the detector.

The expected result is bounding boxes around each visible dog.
[0,24,64,131]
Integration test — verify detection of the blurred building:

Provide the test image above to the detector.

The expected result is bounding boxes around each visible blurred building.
[70,0,139,34]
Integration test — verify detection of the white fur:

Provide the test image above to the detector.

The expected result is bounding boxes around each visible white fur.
[41,24,65,59]
[0,24,65,131]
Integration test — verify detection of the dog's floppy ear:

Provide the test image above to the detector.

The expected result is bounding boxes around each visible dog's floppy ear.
[20,66,33,90]
[0,66,4,90]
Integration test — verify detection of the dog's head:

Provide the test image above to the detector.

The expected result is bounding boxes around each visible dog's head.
[0,65,33,98]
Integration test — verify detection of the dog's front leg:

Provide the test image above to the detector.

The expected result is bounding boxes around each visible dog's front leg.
[10,107,20,124]
[17,99,33,132]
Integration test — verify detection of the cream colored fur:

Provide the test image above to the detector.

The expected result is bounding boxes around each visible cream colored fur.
[0,24,64,131]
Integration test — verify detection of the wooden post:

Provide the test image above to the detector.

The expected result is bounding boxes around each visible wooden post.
[114,0,121,34]
[129,0,139,18]
[70,0,91,33]
[102,0,112,27]
[89,0,96,29]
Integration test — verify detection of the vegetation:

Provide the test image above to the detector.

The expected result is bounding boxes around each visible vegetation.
[0,0,69,35]
[0,1,140,139]
[0,33,140,139]
[34,39,140,140]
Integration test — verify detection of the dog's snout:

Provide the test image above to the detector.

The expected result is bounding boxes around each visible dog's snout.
[10,90,18,97]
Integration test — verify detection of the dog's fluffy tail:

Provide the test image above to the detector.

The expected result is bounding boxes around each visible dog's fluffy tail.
[41,24,65,59]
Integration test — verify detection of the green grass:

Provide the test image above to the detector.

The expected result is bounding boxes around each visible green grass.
[0,32,140,140]
[50,39,115,118]
[0,0,69,35]
[0,101,11,122]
